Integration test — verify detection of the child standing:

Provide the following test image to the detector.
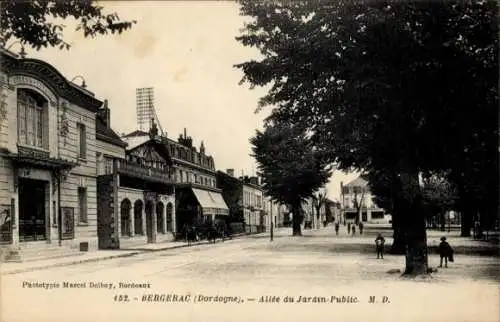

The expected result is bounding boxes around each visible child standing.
[375,233,385,259]
[438,236,453,268]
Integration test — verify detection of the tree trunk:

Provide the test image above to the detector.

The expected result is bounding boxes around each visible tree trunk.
[390,198,405,254]
[460,208,473,237]
[292,203,302,236]
[440,211,446,231]
[399,168,429,276]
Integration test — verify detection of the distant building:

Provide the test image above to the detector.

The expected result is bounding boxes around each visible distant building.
[263,196,286,229]
[302,197,327,229]
[325,199,341,224]
[341,176,385,224]
[216,170,264,233]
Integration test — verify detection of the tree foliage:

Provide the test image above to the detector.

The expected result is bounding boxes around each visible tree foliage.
[0,0,136,50]
[237,0,497,174]
[250,122,331,235]
[237,0,498,274]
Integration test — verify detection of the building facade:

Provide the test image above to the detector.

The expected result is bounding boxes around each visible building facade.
[121,128,228,237]
[341,176,385,224]
[0,49,104,260]
[216,170,265,233]
[262,196,286,229]
[97,117,176,249]
[241,176,264,233]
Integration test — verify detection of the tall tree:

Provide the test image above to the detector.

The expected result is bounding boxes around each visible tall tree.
[0,0,136,50]
[250,122,331,236]
[351,185,366,225]
[236,1,498,275]
[312,189,328,229]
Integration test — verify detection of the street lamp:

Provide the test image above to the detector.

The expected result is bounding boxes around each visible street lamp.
[6,41,26,58]
[71,75,87,88]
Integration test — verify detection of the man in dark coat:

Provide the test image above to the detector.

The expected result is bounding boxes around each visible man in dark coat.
[438,236,453,268]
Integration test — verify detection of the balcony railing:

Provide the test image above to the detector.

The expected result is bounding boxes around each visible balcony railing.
[343,207,383,212]
[114,159,173,184]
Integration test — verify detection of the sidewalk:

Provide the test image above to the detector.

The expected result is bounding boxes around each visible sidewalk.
[0,231,257,275]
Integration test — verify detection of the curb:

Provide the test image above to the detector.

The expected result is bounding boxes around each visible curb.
[1,233,252,275]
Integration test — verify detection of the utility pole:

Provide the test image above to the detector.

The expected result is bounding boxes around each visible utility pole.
[270,200,274,242]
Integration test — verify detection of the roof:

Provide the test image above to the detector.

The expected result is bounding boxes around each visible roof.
[1,52,103,112]
[127,137,174,166]
[121,135,150,151]
[122,130,149,138]
[95,116,127,147]
[344,176,369,188]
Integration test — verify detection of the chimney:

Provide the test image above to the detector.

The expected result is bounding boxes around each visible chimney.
[184,128,187,139]
[97,99,111,127]
[226,169,234,177]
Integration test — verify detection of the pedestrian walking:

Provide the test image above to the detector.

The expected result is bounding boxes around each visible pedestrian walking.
[359,222,364,235]
[352,225,356,236]
[335,222,339,236]
[438,236,454,268]
[347,223,351,234]
[375,233,385,259]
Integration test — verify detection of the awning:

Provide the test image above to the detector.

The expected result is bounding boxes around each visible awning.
[1,151,77,170]
[191,188,229,216]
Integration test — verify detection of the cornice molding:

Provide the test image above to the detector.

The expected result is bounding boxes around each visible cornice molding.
[1,54,102,112]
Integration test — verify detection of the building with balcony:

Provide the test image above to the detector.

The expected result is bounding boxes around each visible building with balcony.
[121,128,228,237]
[0,49,104,260]
[341,176,385,224]
[100,122,176,249]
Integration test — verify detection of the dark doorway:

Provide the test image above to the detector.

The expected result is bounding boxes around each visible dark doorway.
[156,202,164,234]
[362,212,368,222]
[133,200,143,235]
[145,200,154,243]
[121,199,131,236]
[19,178,47,242]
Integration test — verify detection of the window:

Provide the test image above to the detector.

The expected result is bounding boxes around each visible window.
[194,174,198,184]
[104,157,113,174]
[77,123,86,159]
[78,187,87,224]
[96,152,103,175]
[179,170,184,183]
[17,89,47,148]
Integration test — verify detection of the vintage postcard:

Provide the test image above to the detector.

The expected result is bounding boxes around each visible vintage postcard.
[0,1,498,321]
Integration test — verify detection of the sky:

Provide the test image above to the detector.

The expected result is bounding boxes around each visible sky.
[17,1,358,201]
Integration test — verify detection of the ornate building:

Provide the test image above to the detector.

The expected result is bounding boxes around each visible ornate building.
[96,110,176,249]
[121,128,228,237]
[0,49,103,261]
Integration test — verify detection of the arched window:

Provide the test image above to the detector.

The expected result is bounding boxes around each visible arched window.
[134,200,144,235]
[120,199,132,236]
[156,202,164,234]
[17,89,48,149]
[166,203,173,232]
